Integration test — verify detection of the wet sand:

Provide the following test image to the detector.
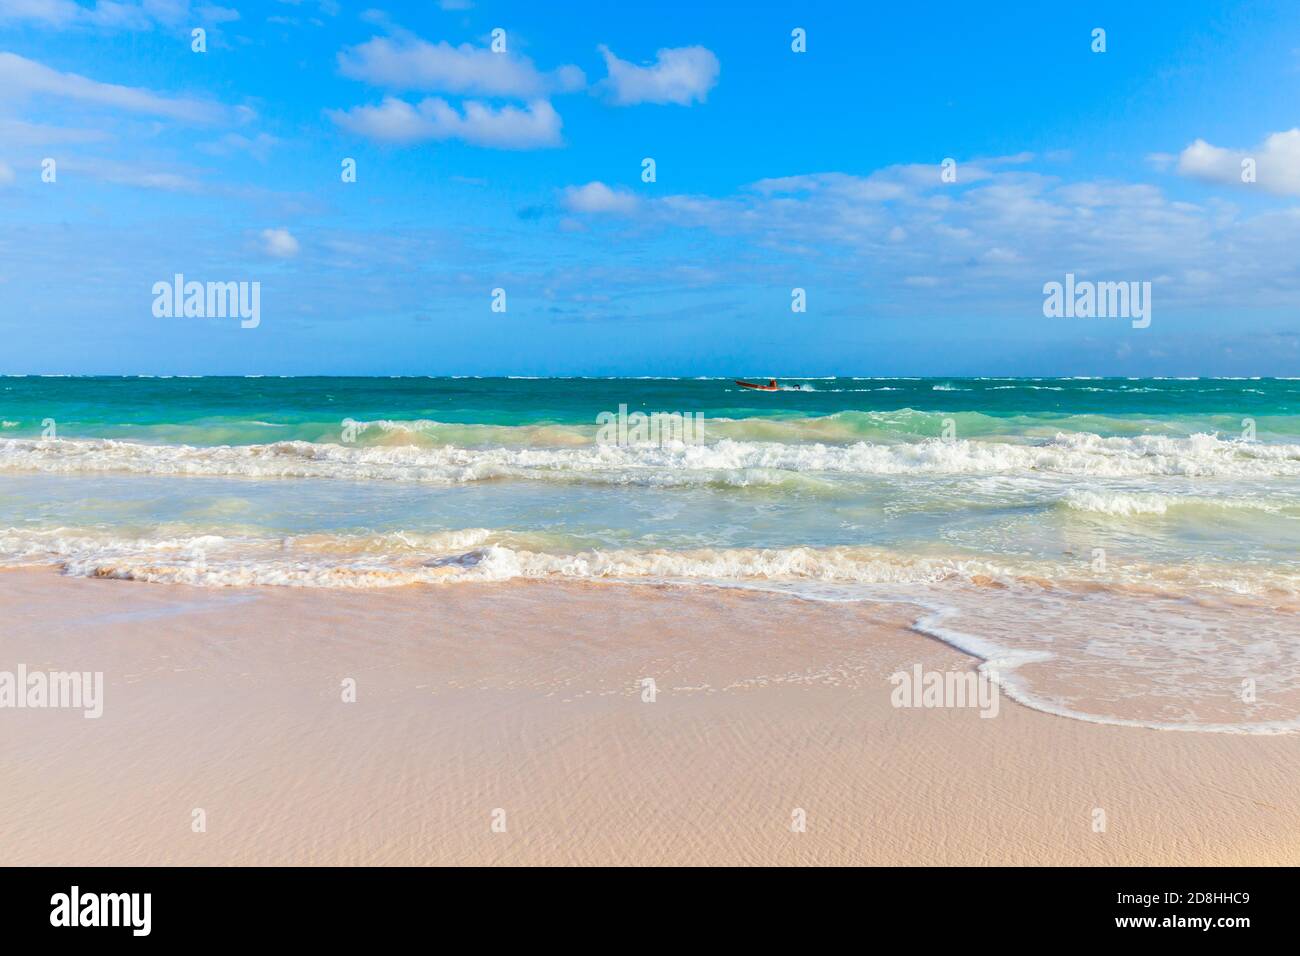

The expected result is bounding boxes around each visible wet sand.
[1,567,1297,865]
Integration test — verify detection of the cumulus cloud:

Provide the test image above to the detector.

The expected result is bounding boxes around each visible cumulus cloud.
[557,157,1300,313]
[261,227,300,258]
[329,96,561,148]
[0,52,225,123]
[561,181,639,214]
[1173,129,1300,196]
[597,44,719,106]
[338,36,584,97]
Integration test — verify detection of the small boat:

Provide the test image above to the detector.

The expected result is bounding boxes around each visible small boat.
[735,379,779,391]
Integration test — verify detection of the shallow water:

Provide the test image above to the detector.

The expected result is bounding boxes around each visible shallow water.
[2,376,1297,732]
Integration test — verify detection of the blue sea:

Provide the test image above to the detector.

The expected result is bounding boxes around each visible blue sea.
[2,376,1297,732]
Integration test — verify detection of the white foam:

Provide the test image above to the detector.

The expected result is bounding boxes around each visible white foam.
[6,523,1297,734]
[1061,488,1285,516]
[3,432,1297,485]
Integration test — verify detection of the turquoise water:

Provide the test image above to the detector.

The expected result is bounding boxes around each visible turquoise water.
[1,375,1296,443]
[2,376,1298,731]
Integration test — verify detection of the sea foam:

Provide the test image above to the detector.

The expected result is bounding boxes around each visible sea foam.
[2,432,1297,485]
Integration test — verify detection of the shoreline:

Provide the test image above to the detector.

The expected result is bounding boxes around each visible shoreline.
[2,568,1298,865]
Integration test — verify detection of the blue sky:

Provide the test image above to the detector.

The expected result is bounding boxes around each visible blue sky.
[1,0,1298,375]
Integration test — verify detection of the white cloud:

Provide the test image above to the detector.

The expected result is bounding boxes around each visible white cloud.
[329,97,427,142]
[261,227,300,258]
[41,157,206,191]
[338,36,584,97]
[0,52,225,123]
[0,117,109,146]
[752,159,1009,198]
[93,166,200,191]
[0,0,73,26]
[329,96,562,149]
[597,44,719,106]
[562,181,639,215]
[1174,130,1300,195]
[199,132,279,160]
[0,0,238,30]
[556,158,1300,313]
[196,5,240,24]
[0,0,148,28]
[0,162,15,186]
[753,171,908,201]
[267,0,336,24]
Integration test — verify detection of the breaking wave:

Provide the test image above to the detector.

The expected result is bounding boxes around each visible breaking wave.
[1060,488,1291,517]
[3,526,1296,599]
[3,431,1298,486]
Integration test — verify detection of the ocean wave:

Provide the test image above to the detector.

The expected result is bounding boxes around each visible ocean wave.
[3,432,1298,485]
[51,544,1016,590]
[4,530,1011,589]
[5,526,1296,598]
[905,599,1300,735]
[10,524,1299,735]
[5,405,1297,449]
[1060,488,1288,517]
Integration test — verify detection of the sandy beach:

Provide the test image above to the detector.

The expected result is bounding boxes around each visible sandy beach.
[5,0,1300,894]
[1,567,1296,866]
